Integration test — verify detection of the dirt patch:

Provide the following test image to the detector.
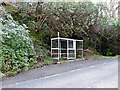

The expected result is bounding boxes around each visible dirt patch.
[83,49,96,57]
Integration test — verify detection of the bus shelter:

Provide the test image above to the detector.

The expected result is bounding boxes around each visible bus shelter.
[51,32,83,60]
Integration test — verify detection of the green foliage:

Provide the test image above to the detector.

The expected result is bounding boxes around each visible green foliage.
[59,57,67,60]
[0,13,35,76]
[77,55,82,58]
[0,5,52,77]
[5,2,118,56]
[44,57,53,64]
[92,55,117,59]
[85,55,118,60]
[34,45,50,62]
[0,71,5,78]
[106,49,113,56]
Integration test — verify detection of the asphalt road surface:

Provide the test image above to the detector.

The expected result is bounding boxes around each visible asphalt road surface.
[2,58,118,88]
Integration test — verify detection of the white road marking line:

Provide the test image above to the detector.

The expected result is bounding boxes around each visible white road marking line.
[104,63,106,64]
[44,74,60,79]
[70,70,77,72]
[71,69,82,72]
[76,69,82,71]
[90,66,94,68]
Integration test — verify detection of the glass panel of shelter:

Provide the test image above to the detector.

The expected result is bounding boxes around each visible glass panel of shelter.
[60,39,67,59]
[51,39,58,59]
[52,39,58,48]
[68,40,76,59]
[76,41,83,58]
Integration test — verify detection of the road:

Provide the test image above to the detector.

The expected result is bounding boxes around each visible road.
[2,58,118,88]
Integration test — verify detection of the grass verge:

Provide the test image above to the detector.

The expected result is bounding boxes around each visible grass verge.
[84,55,119,60]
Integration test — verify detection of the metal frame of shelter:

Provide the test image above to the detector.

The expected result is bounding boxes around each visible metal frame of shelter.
[51,32,83,60]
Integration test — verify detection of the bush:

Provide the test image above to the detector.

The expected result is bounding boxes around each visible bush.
[34,45,50,62]
[0,13,35,76]
[44,57,53,64]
